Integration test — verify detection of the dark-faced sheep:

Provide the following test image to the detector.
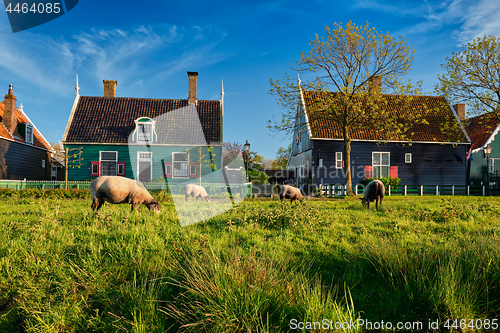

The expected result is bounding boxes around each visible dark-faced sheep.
[183,184,211,202]
[277,184,304,203]
[90,176,160,213]
[360,179,385,211]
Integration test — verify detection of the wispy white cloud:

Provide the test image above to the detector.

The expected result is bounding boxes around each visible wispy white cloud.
[353,0,500,44]
[456,0,500,43]
[0,23,228,95]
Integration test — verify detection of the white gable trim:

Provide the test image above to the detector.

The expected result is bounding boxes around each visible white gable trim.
[17,106,54,152]
[448,103,471,144]
[63,94,80,142]
[298,84,312,138]
[472,124,500,154]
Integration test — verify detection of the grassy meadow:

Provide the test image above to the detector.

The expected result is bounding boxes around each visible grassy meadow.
[0,191,500,332]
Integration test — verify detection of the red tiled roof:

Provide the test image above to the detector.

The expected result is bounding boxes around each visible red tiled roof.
[65,97,222,144]
[464,114,499,150]
[302,91,469,143]
[0,102,52,150]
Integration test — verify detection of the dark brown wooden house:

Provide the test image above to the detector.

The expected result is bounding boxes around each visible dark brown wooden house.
[288,88,471,191]
[0,85,62,180]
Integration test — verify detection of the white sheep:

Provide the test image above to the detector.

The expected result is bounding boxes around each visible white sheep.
[90,176,160,213]
[183,184,211,202]
[360,179,385,211]
[277,184,304,203]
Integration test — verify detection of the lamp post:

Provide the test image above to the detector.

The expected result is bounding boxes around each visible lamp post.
[484,144,492,195]
[244,140,250,182]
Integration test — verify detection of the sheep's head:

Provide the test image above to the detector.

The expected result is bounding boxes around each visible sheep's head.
[148,201,161,213]
[205,195,211,202]
[359,197,368,207]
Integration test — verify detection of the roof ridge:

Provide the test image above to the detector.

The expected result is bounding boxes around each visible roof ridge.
[303,90,445,99]
[79,96,220,102]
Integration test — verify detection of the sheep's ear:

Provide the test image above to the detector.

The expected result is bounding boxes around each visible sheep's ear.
[358,197,363,200]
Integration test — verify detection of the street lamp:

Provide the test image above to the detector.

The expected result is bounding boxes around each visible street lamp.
[244,140,250,182]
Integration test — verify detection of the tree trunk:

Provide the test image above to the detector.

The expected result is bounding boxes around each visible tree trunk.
[343,127,353,196]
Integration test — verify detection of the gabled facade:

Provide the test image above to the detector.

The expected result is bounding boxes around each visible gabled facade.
[464,113,500,190]
[63,72,224,183]
[0,85,62,180]
[288,88,471,191]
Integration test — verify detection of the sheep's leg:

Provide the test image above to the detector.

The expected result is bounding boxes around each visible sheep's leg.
[375,198,379,211]
[91,198,98,211]
[185,194,189,202]
[95,199,104,212]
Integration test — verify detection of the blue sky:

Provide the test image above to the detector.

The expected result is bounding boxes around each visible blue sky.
[0,0,499,159]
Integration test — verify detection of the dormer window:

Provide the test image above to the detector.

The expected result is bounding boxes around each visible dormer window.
[134,117,157,143]
[25,123,33,144]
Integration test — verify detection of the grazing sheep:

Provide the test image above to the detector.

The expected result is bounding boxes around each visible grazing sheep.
[360,179,385,211]
[277,184,304,203]
[90,176,160,213]
[183,184,211,202]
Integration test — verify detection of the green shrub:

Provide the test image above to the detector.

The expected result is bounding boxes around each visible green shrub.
[361,176,401,186]
[0,187,90,199]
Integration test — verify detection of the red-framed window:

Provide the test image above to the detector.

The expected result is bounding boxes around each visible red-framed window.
[91,161,100,177]
[189,162,197,178]
[91,161,126,177]
[117,162,125,176]
[164,162,172,177]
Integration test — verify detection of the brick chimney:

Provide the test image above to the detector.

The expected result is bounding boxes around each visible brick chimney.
[3,85,17,135]
[103,80,117,98]
[188,71,198,104]
[453,103,465,121]
[368,76,381,93]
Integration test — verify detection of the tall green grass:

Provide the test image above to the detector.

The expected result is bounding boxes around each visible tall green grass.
[0,194,499,332]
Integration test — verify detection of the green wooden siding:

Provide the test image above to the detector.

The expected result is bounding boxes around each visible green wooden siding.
[469,137,500,186]
[64,144,223,183]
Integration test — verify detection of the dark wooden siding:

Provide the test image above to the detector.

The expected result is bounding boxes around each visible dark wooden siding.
[310,139,468,186]
[0,139,51,180]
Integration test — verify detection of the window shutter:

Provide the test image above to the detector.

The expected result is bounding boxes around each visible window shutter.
[342,160,344,168]
[117,162,125,176]
[91,161,100,177]
[164,162,172,178]
[189,162,197,178]
[390,166,398,178]
[304,165,307,178]
[364,165,373,178]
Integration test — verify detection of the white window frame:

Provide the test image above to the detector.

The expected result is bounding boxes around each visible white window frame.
[51,165,57,180]
[26,123,33,144]
[172,152,189,178]
[100,151,118,176]
[137,151,153,181]
[134,117,156,143]
[335,152,343,169]
[488,158,495,173]
[405,153,412,163]
[372,152,390,178]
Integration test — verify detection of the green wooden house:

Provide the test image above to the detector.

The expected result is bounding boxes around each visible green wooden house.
[62,72,224,184]
[465,113,500,192]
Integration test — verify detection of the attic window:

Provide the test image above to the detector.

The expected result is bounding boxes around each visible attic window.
[26,123,33,144]
[134,117,156,142]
